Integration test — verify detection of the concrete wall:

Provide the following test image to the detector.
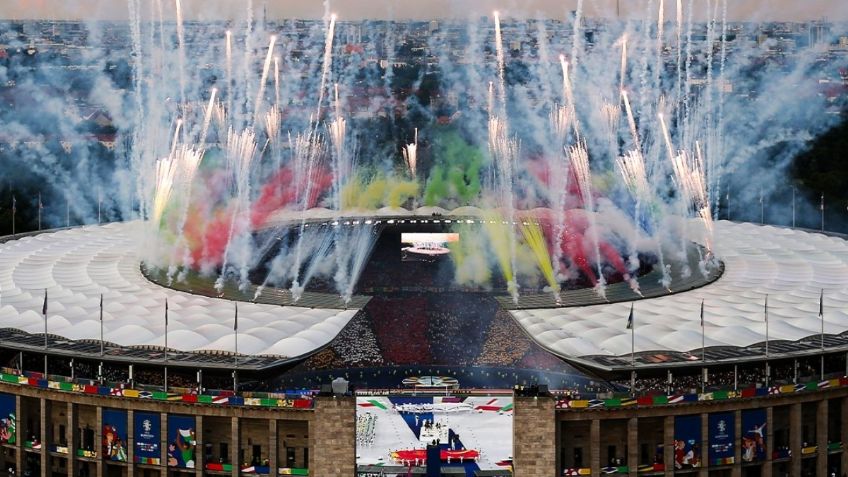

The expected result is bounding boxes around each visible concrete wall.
[309,396,355,476]
[513,396,556,476]
[5,381,848,477]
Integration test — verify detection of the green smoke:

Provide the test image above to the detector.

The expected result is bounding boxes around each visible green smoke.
[423,128,484,206]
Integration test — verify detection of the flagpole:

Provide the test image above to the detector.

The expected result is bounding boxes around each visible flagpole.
[628,303,635,395]
[701,299,706,393]
[701,299,705,362]
[765,294,769,388]
[43,289,48,377]
[99,294,104,357]
[765,294,769,359]
[820,289,825,379]
[791,186,796,228]
[164,298,168,393]
[234,302,239,393]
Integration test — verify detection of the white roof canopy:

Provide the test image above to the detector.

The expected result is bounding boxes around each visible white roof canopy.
[0,222,356,357]
[510,221,848,357]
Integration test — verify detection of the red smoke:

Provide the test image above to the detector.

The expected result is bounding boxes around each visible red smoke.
[250,166,333,228]
[182,166,334,269]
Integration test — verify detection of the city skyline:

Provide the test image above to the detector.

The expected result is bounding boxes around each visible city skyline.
[2,0,847,23]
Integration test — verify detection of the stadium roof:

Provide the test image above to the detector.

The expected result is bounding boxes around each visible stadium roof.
[511,221,848,363]
[0,222,357,357]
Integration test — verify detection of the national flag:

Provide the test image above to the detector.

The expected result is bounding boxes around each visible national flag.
[234,302,238,331]
[700,299,704,327]
[819,289,824,319]
[42,289,47,315]
[165,298,168,326]
[820,194,824,211]
[357,399,387,410]
[764,294,768,322]
[99,294,103,321]
[626,303,633,329]
[11,196,15,213]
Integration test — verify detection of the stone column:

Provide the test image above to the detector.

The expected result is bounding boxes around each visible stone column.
[764,407,773,477]
[40,398,47,477]
[66,402,74,477]
[269,419,278,475]
[732,410,742,477]
[699,413,708,477]
[556,417,563,475]
[842,397,848,476]
[230,416,239,477]
[94,405,102,477]
[590,419,600,477]
[627,417,638,477]
[512,397,556,476]
[195,415,203,477]
[160,413,168,477]
[790,403,801,477]
[816,399,828,477]
[14,395,22,475]
[127,409,134,477]
[663,416,674,477]
[310,397,355,477]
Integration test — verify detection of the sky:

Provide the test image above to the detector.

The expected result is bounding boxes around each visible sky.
[2,0,847,22]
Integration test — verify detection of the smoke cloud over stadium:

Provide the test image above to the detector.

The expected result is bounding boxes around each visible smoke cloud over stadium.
[0,0,846,304]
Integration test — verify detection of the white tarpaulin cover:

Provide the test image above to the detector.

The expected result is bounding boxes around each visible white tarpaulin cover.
[0,222,357,356]
[511,221,848,357]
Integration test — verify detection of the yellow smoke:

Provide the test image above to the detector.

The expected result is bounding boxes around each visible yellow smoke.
[387,180,419,208]
[520,221,560,292]
[482,213,514,284]
[340,175,419,210]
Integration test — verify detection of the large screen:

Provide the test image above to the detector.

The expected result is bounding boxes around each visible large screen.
[401,233,459,262]
[356,396,513,476]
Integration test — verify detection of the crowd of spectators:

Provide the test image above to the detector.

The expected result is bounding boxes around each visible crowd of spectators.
[615,357,841,396]
[427,293,497,365]
[370,295,432,364]
[326,311,384,367]
[475,310,532,366]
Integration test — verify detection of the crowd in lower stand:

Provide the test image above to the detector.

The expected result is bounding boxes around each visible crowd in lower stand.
[475,310,532,366]
[614,355,845,396]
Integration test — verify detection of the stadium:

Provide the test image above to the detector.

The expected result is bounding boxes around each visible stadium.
[2,213,848,477]
[2,1,848,477]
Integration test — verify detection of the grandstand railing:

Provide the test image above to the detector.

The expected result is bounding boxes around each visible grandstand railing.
[4,365,848,412]
[555,375,848,410]
[0,368,315,409]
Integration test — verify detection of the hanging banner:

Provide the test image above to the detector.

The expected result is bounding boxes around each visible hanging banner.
[708,412,735,465]
[134,411,160,465]
[673,415,702,469]
[741,409,767,463]
[0,393,15,445]
[102,408,128,462]
[167,414,196,468]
